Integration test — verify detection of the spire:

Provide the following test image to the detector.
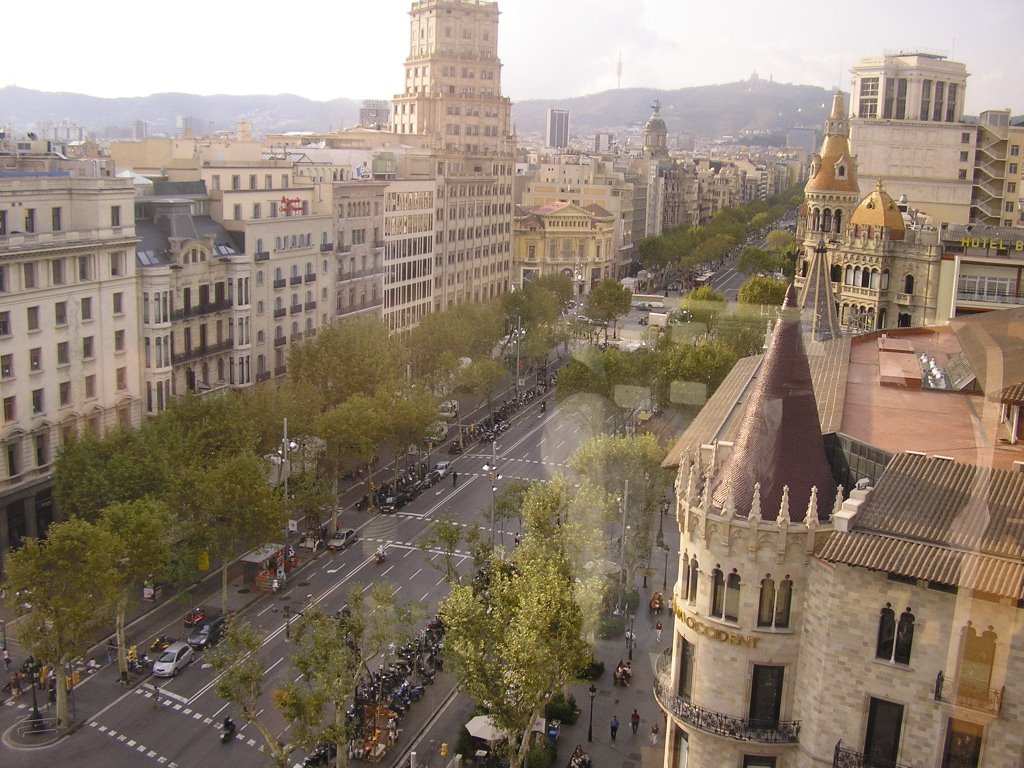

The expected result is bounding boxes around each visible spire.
[710,286,837,521]
[798,243,842,341]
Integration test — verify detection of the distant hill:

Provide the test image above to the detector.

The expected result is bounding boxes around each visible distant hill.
[0,79,836,140]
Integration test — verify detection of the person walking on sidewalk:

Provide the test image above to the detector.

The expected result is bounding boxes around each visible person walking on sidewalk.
[610,714,619,742]
[452,470,458,488]
[650,721,660,745]
[630,709,641,735]
[656,620,663,642]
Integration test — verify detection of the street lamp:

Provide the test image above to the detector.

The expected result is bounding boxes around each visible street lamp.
[627,611,635,661]
[278,418,298,544]
[28,668,43,731]
[616,479,629,613]
[587,684,597,742]
[482,462,502,544]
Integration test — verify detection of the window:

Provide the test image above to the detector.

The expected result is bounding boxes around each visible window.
[35,434,48,467]
[1009,163,1019,176]
[114,329,125,352]
[1,354,12,378]
[78,255,91,281]
[57,341,69,365]
[957,623,997,698]
[960,151,969,162]
[3,396,15,421]
[110,251,124,276]
[25,208,35,233]
[711,567,740,621]
[7,441,19,477]
[858,77,879,118]
[55,302,67,326]
[59,381,71,406]
[677,638,695,701]
[942,719,982,768]
[757,576,792,628]
[253,203,262,219]
[51,259,65,285]
[32,388,43,414]
[876,603,915,664]
[958,169,968,180]
[85,374,96,398]
[933,81,945,121]
[0,311,10,336]
[1008,182,1017,193]
[81,297,92,321]
[249,174,257,190]
[864,698,903,768]
[231,175,240,190]
[1011,145,1020,157]
[29,347,41,371]
[0,209,5,235]
[233,204,242,220]
[743,758,776,768]
[748,665,784,728]
[23,262,35,289]
[82,336,94,359]
[113,292,123,314]
[116,366,127,391]
[110,205,121,227]
[903,274,915,294]
[27,305,39,331]
[961,131,971,144]
[52,207,62,231]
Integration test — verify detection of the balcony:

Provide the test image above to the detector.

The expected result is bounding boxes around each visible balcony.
[274,365,287,377]
[274,336,286,347]
[289,275,302,286]
[934,673,1003,716]
[273,308,287,319]
[290,332,304,343]
[833,741,912,768]
[339,297,383,314]
[956,289,1024,306]
[170,339,234,365]
[255,250,270,262]
[304,301,317,310]
[170,298,234,321]
[273,278,287,289]
[653,652,799,744]
[339,244,352,254]
[320,242,334,252]
[305,273,317,283]
[895,292,912,305]
[290,304,302,315]
[337,265,384,282]
[256,371,272,383]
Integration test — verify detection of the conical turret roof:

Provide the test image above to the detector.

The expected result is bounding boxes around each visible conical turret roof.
[798,239,843,341]
[711,285,837,521]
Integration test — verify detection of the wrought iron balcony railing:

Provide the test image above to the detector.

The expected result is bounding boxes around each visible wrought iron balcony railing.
[934,672,1003,715]
[833,740,913,768]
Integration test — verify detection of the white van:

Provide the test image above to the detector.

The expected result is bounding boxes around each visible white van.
[439,400,459,419]
[434,461,453,478]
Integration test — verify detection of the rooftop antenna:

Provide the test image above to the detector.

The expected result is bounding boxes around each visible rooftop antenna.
[617,51,622,90]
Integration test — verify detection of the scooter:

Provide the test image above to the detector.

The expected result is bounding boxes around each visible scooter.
[374,550,386,565]
[220,717,236,743]
[150,634,174,653]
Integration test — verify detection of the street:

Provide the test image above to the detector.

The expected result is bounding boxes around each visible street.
[0,389,599,768]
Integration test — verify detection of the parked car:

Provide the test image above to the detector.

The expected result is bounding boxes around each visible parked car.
[187,616,228,650]
[326,528,358,552]
[434,461,452,478]
[423,470,440,487]
[379,496,400,513]
[152,641,194,677]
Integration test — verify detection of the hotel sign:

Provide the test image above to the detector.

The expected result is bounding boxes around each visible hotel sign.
[673,598,759,648]
[960,237,1024,251]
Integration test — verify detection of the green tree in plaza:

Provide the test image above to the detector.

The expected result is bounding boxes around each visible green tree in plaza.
[381,385,439,486]
[99,498,175,684]
[737,246,778,276]
[492,479,531,538]
[569,434,670,594]
[243,378,325,459]
[53,426,167,521]
[277,584,419,768]
[441,485,591,768]
[189,453,287,614]
[287,468,337,540]
[207,619,292,768]
[737,275,789,307]
[585,278,633,343]
[682,285,726,332]
[317,392,390,511]
[658,337,742,403]
[288,316,402,408]
[456,357,508,420]
[417,510,465,583]
[2,517,121,727]
[638,235,670,281]
[765,228,797,257]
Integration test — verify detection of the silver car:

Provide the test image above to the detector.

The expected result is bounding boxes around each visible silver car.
[152,641,194,677]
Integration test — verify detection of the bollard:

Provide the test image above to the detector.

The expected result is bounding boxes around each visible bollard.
[410,751,417,768]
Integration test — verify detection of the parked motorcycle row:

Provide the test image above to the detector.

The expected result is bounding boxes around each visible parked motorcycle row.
[448,385,552,454]
[302,617,445,767]
[355,462,441,512]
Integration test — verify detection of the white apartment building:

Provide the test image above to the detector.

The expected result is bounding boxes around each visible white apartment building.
[383,179,437,332]
[849,52,974,225]
[0,169,142,570]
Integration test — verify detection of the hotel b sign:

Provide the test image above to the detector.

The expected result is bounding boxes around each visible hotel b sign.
[960,237,1024,251]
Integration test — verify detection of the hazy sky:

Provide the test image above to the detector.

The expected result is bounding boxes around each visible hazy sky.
[4,0,1021,114]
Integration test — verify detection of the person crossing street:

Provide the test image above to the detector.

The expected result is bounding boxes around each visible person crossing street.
[630,709,640,735]
[609,715,619,742]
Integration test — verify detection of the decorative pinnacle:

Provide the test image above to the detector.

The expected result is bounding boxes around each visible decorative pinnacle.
[777,485,791,527]
[749,483,762,525]
[805,486,819,529]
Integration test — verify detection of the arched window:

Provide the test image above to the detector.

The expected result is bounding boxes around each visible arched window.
[822,209,833,232]
[845,266,855,285]
[903,274,915,294]
[682,553,691,601]
[869,269,880,290]
[895,608,915,664]
[776,577,792,628]
[881,269,890,290]
[830,264,842,283]
[834,210,843,232]
[854,266,862,286]
[860,269,871,289]
[759,575,793,628]
[877,603,915,663]
[688,557,698,604]
[957,623,997,695]
[724,571,741,622]
[876,603,896,659]
[711,567,725,616]
[758,577,775,626]
[878,307,888,328]
[811,208,821,231]
[898,312,912,328]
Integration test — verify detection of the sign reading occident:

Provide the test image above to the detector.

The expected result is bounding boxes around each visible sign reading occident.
[673,596,759,648]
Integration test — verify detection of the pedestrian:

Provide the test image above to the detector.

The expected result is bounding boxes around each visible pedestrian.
[630,709,640,735]
[452,470,458,487]
[2,649,11,673]
[656,620,663,642]
[610,715,619,742]
[650,722,660,745]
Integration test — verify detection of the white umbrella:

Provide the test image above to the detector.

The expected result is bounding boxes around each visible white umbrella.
[465,714,507,742]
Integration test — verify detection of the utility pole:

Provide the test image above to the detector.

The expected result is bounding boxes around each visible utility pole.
[515,315,522,400]
[617,478,629,613]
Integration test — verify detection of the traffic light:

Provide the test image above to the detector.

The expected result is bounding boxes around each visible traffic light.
[127,646,138,665]
[369,481,377,494]
[440,743,449,759]
[487,469,494,481]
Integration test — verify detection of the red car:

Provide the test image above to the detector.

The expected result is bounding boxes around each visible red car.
[183,607,207,627]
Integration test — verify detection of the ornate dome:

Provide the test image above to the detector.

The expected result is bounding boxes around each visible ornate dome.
[805,91,860,194]
[851,180,905,240]
[645,114,667,131]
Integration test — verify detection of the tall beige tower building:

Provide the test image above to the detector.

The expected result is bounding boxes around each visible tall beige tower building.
[391,0,516,309]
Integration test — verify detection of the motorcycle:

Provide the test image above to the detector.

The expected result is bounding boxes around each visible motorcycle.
[374,550,386,565]
[184,607,207,627]
[220,717,236,743]
[150,634,174,654]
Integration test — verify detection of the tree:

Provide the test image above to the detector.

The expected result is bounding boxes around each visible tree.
[189,453,287,614]
[99,499,175,683]
[381,385,439,484]
[457,357,508,419]
[208,619,292,768]
[441,510,590,768]
[493,480,531,536]
[737,275,788,307]
[416,510,465,584]
[737,247,778,276]
[317,392,390,511]
[586,279,632,342]
[638,235,670,277]
[765,229,797,256]
[2,517,121,727]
